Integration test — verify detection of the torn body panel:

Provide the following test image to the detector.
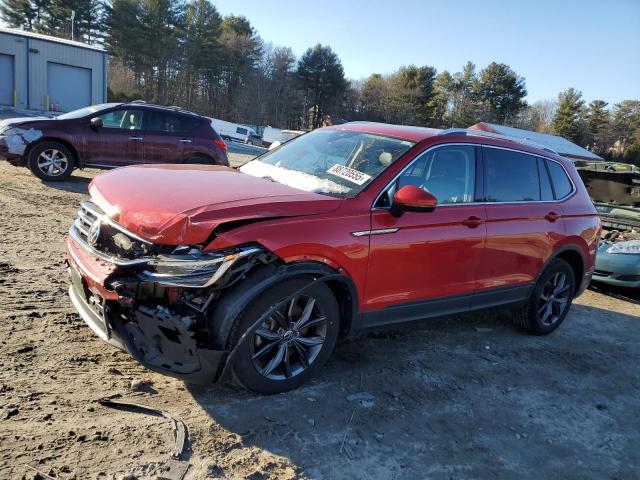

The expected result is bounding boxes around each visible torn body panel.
[0,128,43,162]
[68,229,275,382]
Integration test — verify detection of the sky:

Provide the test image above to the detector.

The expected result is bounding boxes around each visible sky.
[215,0,640,105]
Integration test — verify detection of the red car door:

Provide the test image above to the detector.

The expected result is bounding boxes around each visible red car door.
[83,108,145,167]
[475,147,565,297]
[363,144,487,325]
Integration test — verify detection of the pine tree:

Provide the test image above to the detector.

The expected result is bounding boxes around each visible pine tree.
[553,88,585,143]
[297,44,347,128]
[586,100,609,154]
[475,62,528,124]
[0,0,37,29]
[450,61,478,127]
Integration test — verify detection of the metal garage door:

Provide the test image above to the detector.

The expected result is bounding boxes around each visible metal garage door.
[0,54,14,106]
[47,62,91,112]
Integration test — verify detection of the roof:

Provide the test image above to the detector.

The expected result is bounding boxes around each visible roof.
[123,101,201,117]
[470,122,603,161]
[0,26,105,53]
[331,122,441,142]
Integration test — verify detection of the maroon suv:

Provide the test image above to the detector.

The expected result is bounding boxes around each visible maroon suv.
[0,102,229,181]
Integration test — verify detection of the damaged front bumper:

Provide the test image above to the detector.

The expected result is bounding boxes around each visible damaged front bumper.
[0,128,43,165]
[0,135,24,164]
[67,258,226,384]
[66,223,266,384]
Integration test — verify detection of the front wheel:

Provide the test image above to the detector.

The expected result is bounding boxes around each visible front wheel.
[28,141,75,181]
[518,258,575,335]
[229,278,340,394]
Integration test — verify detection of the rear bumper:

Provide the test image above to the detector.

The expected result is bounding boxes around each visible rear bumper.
[575,271,593,297]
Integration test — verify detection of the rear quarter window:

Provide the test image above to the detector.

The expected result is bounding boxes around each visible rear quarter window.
[547,161,573,199]
[144,111,201,133]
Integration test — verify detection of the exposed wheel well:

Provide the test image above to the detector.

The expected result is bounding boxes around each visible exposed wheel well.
[208,260,358,351]
[25,137,80,166]
[554,249,584,295]
[324,278,356,337]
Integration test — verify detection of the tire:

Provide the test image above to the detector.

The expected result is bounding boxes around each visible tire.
[28,141,75,181]
[228,278,340,394]
[518,258,575,335]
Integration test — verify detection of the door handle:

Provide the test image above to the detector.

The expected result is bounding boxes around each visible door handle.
[462,216,483,228]
[128,136,143,141]
[179,139,192,143]
[545,212,561,222]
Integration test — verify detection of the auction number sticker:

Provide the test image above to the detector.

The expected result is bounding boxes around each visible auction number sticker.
[327,164,372,185]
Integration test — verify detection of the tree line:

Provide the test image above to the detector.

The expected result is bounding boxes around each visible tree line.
[1,0,639,164]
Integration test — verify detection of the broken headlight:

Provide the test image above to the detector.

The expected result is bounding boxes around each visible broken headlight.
[140,246,262,288]
[606,240,640,255]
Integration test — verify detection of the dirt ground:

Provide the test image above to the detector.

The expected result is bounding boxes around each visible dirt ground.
[1,159,639,480]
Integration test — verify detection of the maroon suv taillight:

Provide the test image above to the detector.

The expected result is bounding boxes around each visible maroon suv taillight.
[214,138,227,151]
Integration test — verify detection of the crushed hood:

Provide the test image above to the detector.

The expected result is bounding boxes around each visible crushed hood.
[89,164,341,245]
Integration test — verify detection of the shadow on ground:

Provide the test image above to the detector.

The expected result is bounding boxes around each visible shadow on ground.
[42,174,92,194]
[187,304,640,479]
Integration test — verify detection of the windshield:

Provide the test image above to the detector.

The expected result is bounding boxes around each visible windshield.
[239,129,415,197]
[56,103,120,120]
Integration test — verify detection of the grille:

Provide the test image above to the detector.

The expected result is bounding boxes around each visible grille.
[73,201,101,244]
[593,269,612,278]
[71,201,153,261]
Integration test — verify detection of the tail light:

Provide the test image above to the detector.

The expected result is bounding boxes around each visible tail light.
[214,138,227,151]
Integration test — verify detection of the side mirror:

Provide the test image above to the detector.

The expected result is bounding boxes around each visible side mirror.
[90,117,103,129]
[391,185,437,216]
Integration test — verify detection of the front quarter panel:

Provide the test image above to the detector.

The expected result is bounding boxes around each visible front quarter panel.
[207,203,371,308]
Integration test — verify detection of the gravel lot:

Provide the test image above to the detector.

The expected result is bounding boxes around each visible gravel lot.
[0,159,639,480]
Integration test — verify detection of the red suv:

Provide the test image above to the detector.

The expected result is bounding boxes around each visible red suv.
[0,102,228,181]
[66,123,600,393]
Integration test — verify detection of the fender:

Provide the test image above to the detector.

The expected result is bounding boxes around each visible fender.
[207,261,359,351]
[536,244,589,296]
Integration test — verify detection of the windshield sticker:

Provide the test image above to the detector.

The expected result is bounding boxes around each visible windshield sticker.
[327,164,372,186]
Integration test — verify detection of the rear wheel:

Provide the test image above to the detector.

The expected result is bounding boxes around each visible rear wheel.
[517,258,575,335]
[28,141,75,181]
[229,278,340,394]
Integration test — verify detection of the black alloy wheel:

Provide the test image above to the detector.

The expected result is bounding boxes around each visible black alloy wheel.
[229,278,339,394]
[250,294,328,380]
[518,258,575,335]
[537,271,571,326]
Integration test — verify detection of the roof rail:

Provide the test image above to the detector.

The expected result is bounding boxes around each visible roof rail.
[129,99,146,104]
[439,128,559,156]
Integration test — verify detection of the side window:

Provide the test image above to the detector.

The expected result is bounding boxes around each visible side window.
[377,145,476,207]
[97,109,143,130]
[537,157,554,201]
[484,148,540,202]
[236,127,248,135]
[144,111,199,133]
[180,116,202,133]
[547,161,573,199]
[96,109,125,128]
